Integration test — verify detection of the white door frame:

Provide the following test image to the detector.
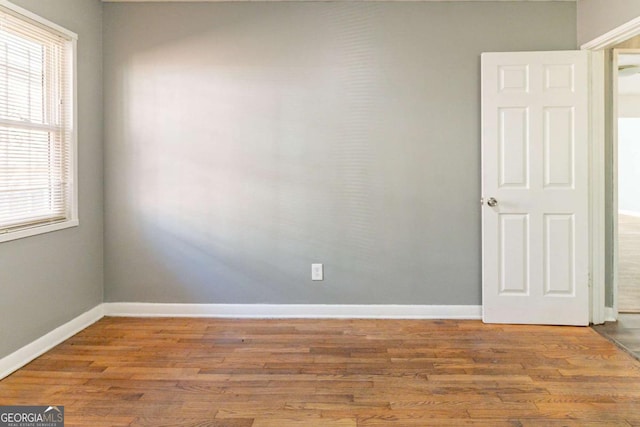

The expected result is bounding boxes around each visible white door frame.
[582,17,640,324]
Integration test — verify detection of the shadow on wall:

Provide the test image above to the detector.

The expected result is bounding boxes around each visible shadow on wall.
[117,4,402,303]
[104,2,493,304]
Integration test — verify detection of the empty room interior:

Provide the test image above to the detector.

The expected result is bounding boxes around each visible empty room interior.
[1,0,640,425]
[617,50,640,315]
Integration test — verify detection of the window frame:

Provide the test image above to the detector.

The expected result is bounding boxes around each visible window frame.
[0,0,78,243]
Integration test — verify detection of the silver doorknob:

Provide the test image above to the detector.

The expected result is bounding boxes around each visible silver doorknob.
[487,197,498,207]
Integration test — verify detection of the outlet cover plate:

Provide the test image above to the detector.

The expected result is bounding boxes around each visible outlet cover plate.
[312,263,323,281]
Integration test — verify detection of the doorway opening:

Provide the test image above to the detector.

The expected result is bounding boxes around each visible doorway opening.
[580,17,640,330]
[615,48,640,314]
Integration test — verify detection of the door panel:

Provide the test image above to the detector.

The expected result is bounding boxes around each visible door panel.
[499,213,529,295]
[499,108,529,188]
[543,107,574,188]
[482,51,589,326]
[544,213,575,296]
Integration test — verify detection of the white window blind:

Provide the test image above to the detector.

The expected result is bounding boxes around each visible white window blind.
[0,4,75,235]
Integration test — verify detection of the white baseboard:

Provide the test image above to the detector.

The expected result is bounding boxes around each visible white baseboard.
[0,305,104,380]
[619,210,640,218]
[103,303,483,320]
[0,303,481,380]
[605,307,617,322]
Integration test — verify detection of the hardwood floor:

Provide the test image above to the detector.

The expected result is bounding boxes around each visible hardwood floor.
[1,318,640,426]
[619,214,640,312]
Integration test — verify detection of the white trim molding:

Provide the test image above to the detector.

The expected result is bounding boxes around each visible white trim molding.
[582,15,640,50]
[0,0,78,39]
[0,305,104,380]
[103,303,483,319]
[605,307,617,323]
[589,50,606,325]
[0,220,79,244]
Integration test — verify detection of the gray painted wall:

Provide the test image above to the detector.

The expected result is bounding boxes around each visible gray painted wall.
[578,0,640,45]
[104,1,576,305]
[0,0,103,358]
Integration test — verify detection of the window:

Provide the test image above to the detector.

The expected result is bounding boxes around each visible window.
[0,1,77,242]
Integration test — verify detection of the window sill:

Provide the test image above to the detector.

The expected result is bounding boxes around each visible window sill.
[0,219,79,243]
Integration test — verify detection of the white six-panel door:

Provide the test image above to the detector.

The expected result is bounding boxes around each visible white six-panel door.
[481,51,589,326]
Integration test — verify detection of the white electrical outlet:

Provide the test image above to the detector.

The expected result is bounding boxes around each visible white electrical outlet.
[312,263,323,281]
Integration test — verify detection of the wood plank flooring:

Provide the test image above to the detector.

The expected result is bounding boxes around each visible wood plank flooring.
[1,318,640,426]
[619,214,640,312]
